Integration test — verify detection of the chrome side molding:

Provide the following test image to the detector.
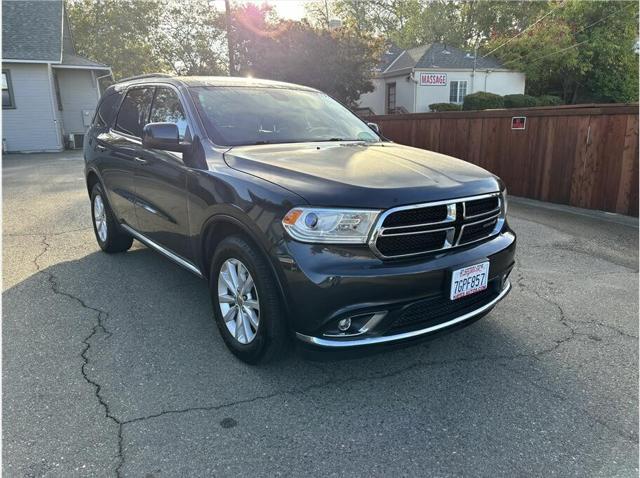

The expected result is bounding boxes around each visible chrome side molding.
[120,224,204,278]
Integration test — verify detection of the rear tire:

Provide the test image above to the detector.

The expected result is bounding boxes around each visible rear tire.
[210,235,289,364]
[90,183,133,253]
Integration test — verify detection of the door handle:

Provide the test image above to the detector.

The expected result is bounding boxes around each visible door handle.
[95,144,107,152]
[135,156,148,165]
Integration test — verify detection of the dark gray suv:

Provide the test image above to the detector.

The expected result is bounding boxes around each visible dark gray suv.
[84,74,516,364]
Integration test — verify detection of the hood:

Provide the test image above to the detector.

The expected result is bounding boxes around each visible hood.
[223,142,501,209]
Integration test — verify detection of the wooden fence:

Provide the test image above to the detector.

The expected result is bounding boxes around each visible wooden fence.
[370,104,639,216]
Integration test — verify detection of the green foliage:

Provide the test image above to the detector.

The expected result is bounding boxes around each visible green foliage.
[463,92,504,111]
[536,95,564,106]
[428,103,462,112]
[66,0,167,79]
[503,94,539,108]
[325,0,549,49]
[231,5,382,106]
[154,1,226,76]
[484,0,639,103]
[66,0,226,79]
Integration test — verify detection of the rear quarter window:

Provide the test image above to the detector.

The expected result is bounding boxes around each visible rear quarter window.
[114,87,155,138]
[93,91,122,128]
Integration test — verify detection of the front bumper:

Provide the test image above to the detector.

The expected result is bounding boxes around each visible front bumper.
[275,225,516,349]
[296,279,511,348]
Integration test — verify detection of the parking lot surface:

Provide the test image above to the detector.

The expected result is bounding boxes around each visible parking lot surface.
[3,152,638,477]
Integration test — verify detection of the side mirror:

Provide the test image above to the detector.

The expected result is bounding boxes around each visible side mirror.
[367,122,380,134]
[142,122,188,152]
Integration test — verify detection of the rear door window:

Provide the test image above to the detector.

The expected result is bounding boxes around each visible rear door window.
[114,87,155,138]
[149,87,189,140]
[93,91,122,128]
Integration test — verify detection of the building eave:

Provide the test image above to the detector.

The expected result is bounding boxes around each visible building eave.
[2,59,62,64]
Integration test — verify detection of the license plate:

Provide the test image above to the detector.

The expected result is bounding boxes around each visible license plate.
[450,262,489,300]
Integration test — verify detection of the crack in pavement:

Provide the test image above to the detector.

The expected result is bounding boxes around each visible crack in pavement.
[32,234,126,477]
[31,236,638,476]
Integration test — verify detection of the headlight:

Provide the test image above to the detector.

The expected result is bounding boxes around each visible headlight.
[282,207,380,244]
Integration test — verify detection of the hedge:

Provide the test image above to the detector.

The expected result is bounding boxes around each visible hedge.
[536,95,564,106]
[462,92,504,110]
[503,94,539,108]
[428,103,463,112]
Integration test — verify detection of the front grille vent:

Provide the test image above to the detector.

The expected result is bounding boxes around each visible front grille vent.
[370,193,503,259]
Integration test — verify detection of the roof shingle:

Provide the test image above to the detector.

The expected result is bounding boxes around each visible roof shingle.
[382,43,507,75]
[2,0,63,62]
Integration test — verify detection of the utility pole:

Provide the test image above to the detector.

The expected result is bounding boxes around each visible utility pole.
[324,0,330,29]
[225,0,235,76]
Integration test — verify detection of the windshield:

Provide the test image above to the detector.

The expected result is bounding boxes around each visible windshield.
[190,86,380,146]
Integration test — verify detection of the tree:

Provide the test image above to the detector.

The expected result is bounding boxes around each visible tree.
[66,0,167,79]
[231,4,382,106]
[154,0,226,76]
[66,0,227,79]
[319,0,550,49]
[485,0,639,103]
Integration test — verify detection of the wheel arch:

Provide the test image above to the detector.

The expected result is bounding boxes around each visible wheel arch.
[199,213,293,322]
[86,169,101,197]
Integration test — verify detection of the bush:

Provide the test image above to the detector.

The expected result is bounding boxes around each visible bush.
[536,95,564,106]
[428,103,463,112]
[462,92,504,111]
[503,94,539,108]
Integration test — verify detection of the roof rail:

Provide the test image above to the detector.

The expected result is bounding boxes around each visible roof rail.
[116,73,173,83]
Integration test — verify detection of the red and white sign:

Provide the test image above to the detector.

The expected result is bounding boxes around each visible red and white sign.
[511,117,526,130]
[419,73,447,86]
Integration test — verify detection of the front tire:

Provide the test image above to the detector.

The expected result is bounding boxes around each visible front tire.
[210,235,288,364]
[90,183,133,253]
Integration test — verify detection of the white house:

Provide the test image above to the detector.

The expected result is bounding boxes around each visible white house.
[358,43,525,115]
[2,0,112,152]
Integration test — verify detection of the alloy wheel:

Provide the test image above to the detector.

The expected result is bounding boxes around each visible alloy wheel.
[93,194,108,242]
[217,258,260,344]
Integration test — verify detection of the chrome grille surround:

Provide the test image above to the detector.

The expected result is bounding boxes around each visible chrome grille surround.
[368,192,504,259]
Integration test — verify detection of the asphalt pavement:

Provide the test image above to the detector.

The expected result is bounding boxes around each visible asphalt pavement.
[3,152,638,477]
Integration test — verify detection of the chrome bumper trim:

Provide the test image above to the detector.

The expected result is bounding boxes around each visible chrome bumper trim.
[296,280,511,348]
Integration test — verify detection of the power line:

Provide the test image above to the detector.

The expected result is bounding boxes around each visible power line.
[501,40,589,67]
[482,1,566,58]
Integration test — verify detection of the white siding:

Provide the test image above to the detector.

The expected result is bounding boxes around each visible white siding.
[2,63,62,152]
[358,69,526,114]
[389,74,415,113]
[415,69,525,112]
[357,78,385,115]
[54,68,100,135]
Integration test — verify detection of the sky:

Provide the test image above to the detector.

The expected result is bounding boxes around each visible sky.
[212,0,313,21]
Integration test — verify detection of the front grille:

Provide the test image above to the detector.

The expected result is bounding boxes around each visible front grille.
[388,280,500,333]
[376,230,448,256]
[465,196,499,217]
[371,193,503,259]
[382,205,449,227]
[459,217,499,245]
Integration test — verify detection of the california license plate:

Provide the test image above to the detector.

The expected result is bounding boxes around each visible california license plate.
[450,262,489,300]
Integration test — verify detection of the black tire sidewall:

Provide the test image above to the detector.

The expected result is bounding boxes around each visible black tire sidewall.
[90,183,132,253]
[210,236,286,363]
[90,184,111,250]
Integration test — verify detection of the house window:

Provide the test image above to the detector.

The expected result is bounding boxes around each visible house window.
[2,70,15,109]
[449,80,467,104]
[386,82,396,114]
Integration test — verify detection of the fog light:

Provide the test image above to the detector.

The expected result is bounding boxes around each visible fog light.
[338,318,351,331]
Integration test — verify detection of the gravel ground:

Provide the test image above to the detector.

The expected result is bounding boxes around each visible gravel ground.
[3,151,638,477]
